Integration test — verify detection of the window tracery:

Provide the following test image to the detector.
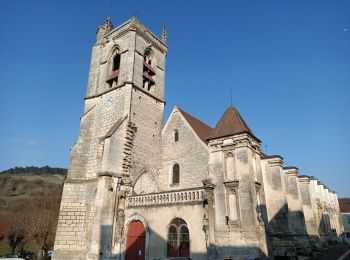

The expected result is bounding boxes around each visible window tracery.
[167,218,190,258]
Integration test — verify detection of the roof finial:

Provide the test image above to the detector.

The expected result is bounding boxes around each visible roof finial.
[229,89,233,107]
[162,25,167,44]
[96,17,113,43]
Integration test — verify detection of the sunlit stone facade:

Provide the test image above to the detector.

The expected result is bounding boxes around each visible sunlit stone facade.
[53,17,344,260]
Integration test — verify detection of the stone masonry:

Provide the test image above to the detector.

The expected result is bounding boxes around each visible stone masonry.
[53,17,344,260]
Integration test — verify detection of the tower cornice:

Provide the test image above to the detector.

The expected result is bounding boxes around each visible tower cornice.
[84,82,166,104]
[96,17,168,55]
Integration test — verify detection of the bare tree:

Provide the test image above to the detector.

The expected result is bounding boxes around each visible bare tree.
[0,216,7,242]
[22,188,61,259]
[1,201,28,254]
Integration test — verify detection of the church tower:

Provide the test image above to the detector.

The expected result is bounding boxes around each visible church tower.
[53,17,167,259]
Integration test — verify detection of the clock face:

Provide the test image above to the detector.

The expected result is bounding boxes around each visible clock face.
[105,95,114,107]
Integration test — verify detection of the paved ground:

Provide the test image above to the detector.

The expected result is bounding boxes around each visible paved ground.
[317,244,350,260]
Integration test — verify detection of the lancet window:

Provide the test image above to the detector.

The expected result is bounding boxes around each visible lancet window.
[106,48,121,87]
[174,130,179,142]
[143,49,156,91]
[172,164,180,184]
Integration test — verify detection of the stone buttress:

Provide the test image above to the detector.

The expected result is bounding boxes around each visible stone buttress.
[53,17,167,260]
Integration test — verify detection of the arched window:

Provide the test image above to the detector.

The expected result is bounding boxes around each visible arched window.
[174,130,179,142]
[106,49,121,87]
[112,53,120,71]
[167,218,190,258]
[172,164,180,184]
[143,49,156,91]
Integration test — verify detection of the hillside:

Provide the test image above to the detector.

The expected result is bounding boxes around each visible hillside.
[0,166,66,257]
[0,166,66,214]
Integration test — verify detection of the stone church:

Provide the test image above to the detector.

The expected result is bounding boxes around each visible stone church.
[53,17,344,260]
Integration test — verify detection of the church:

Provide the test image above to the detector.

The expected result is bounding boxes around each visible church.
[53,17,344,260]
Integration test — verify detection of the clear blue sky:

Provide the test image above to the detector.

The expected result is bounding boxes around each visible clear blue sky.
[0,1,349,196]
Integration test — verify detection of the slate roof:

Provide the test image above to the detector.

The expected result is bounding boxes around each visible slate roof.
[339,198,350,213]
[208,106,259,141]
[178,107,213,143]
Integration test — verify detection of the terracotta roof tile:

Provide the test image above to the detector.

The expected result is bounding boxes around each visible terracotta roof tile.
[178,107,213,143]
[339,198,350,213]
[208,106,259,141]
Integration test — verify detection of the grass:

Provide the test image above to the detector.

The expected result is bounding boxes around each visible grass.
[0,172,65,215]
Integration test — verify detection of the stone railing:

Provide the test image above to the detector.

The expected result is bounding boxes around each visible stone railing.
[127,188,204,208]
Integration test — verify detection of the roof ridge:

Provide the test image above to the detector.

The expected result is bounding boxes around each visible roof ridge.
[178,107,212,129]
[233,106,250,132]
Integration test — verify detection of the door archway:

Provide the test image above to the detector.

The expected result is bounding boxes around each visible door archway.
[125,220,146,260]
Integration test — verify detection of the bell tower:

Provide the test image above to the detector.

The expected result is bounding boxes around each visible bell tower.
[69,16,168,180]
[53,17,167,259]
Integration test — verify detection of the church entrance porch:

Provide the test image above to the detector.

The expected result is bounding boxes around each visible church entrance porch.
[125,220,146,260]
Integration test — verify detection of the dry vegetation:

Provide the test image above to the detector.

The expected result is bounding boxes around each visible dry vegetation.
[0,167,65,258]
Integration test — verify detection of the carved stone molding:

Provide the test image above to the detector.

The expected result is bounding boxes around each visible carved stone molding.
[121,214,150,260]
[100,16,167,54]
[224,151,234,158]
[283,167,298,176]
[223,180,239,192]
[254,181,262,192]
[202,179,215,202]
[202,178,215,188]
[97,171,120,178]
[228,220,242,229]
[267,156,283,167]
[298,176,311,184]
[209,133,261,154]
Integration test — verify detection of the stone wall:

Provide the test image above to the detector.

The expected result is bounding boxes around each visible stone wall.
[208,134,268,259]
[160,107,209,191]
[54,17,345,260]
[123,192,207,260]
[53,181,96,259]
[54,17,168,259]
[129,86,164,184]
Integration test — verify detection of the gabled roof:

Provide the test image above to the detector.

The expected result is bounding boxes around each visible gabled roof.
[208,105,259,141]
[177,107,213,143]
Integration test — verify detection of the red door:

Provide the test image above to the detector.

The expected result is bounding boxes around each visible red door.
[125,220,145,260]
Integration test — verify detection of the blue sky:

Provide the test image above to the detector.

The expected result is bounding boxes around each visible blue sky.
[0,0,349,196]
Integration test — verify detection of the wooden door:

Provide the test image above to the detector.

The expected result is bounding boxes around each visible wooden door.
[125,220,145,260]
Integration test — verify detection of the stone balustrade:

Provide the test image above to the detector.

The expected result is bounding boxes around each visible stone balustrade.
[127,188,204,207]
